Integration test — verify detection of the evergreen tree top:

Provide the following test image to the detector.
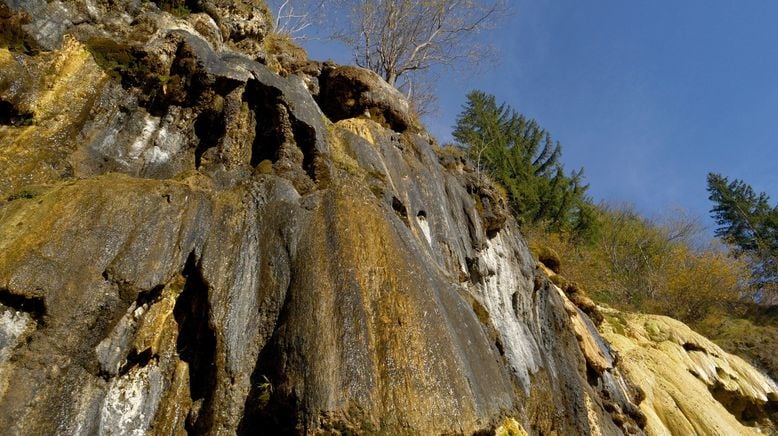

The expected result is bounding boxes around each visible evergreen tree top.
[707,172,778,292]
[453,90,594,238]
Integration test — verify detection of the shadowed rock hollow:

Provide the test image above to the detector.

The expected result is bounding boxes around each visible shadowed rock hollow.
[0,0,776,434]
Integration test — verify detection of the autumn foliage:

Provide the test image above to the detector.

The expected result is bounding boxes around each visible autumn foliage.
[525,206,751,325]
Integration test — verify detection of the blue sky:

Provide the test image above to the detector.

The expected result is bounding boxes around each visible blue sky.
[301,1,778,233]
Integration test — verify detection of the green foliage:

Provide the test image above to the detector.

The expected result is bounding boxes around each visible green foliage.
[170,4,192,17]
[530,202,775,380]
[256,375,273,406]
[453,90,593,237]
[84,38,143,81]
[707,173,778,297]
[84,37,185,109]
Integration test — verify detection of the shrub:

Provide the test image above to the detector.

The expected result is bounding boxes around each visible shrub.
[525,205,750,325]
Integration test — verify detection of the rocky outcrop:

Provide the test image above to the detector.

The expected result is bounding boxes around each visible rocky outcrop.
[600,309,778,435]
[317,65,421,133]
[535,261,778,435]
[536,256,778,436]
[0,0,774,435]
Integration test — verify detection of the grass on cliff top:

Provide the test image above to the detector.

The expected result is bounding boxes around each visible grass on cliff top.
[262,33,308,75]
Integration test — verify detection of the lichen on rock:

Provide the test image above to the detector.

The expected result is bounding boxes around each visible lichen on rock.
[0,0,775,434]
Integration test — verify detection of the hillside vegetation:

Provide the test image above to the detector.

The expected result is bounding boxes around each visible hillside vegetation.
[525,208,778,382]
[452,90,778,382]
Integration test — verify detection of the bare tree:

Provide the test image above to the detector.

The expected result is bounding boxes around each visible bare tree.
[267,0,328,39]
[332,0,507,114]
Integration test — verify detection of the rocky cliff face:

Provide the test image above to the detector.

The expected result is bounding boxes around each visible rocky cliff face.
[0,1,775,435]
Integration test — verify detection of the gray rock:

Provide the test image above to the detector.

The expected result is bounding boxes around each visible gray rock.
[0,0,648,433]
[318,65,420,133]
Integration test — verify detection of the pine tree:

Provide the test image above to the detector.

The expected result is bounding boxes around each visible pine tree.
[707,173,778,297]
[453,90,592,236]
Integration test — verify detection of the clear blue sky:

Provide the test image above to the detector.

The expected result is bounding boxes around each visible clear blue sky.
[301,1,778,233]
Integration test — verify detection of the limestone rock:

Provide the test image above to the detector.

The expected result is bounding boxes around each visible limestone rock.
[600,308,778,435]
[199,0,271,58]
[0,27,631,430]
[318,65,421,133]
[0,0,773,434]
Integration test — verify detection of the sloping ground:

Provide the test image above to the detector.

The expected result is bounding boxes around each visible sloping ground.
[600,309,778,435]
[538,263,778,436]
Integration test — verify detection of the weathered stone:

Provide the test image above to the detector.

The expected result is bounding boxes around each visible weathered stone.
[227,55,330,155]
[0,0,775,434]
[601,308,778,435]
[199,0,270,58]
[186,12,223,49]
[318,65,421,133]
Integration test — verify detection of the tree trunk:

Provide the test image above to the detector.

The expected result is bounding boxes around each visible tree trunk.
[385,71,397,86]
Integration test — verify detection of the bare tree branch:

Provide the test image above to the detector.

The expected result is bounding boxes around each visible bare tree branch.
[331,0,507,110]
[267,0,328,40]
[269,1,507,111]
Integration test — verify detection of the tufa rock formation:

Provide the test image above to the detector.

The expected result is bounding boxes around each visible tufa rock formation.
[600,309,778,435]
[0,0,775,434]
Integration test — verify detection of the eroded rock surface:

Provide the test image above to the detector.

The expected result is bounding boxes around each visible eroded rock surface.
[0,0,773,435]
[600,309,778,435]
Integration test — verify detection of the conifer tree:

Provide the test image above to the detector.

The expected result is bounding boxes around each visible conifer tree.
[453,90,593,236]
[707,173,778,297]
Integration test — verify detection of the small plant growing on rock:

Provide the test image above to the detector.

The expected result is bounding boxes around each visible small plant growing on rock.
[256,375,273,407]
[171,4,192,17]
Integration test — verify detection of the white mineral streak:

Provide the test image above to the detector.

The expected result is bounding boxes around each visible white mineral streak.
[84,0,99,18]
[68,384,105,435]
[0,308,34,359]
[143,146,171,165]
[416,214,432,246]
[99,363,164,436]
[92,116,123,161]
[0,307,35,398]
[95,302,140,375]
[129,115,159,160]
[475,231,541,393]
[144,114,184,165]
